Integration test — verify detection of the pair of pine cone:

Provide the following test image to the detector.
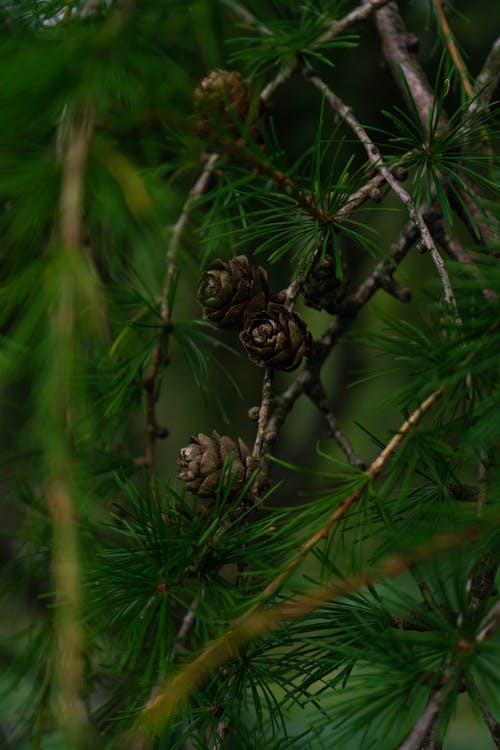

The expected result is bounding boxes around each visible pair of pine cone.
[198,255,312,372]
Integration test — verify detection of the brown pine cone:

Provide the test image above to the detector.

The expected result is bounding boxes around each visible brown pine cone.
[240,302,312,371]
[194,69,251,140]
[197,255,269,328]
[302,254,347,314]
[178,431,257,498]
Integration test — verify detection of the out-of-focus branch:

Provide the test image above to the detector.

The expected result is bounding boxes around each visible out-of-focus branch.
[473,35,500,110]
[431,0,473,97]
[59,105,94,249]
[375,2,439,128]
[219,0,272,35]
[49,102,96,746]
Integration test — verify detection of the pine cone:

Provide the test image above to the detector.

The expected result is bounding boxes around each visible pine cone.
[178,431,257,498]
[240,302,312,371]
[197,255,269,328]
[302,254,347,314]
[194,69,251,140]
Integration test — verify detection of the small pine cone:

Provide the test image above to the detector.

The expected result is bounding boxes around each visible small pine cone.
[178,431,257,498]
[194,69,251,140]
[197,255,269,328]
[302,255,347,314]
[240,302,312,371]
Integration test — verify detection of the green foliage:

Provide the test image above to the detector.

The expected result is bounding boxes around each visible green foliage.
[1,2,499,750]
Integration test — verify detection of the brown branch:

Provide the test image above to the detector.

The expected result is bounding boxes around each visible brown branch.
[431,0,473,97]
[253,387,442,610]
[47,482,90,743]
[337,172,387,218]
[375,2,439,129]
[252,368,274,464]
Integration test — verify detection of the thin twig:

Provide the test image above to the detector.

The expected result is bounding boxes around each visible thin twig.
[160,153,219,321]
[260,60,298,104]
[317,0,393,45]
[305,378,365,467]
[305,70,457,310]
[252,369,274,462]
[219,0,272,35]
[140,154,218,476]
[254,388,442,609]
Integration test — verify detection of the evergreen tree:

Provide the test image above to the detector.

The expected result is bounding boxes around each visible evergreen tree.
[1,1,499,749]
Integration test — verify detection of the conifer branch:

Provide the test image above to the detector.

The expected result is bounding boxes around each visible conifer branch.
[254,388,443,610]
[258,0,394,102]
[47,482,90,744]
[375,2,495,249]
[263,217,419,450]
[304,70,457,309]
[125,517,490,744]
